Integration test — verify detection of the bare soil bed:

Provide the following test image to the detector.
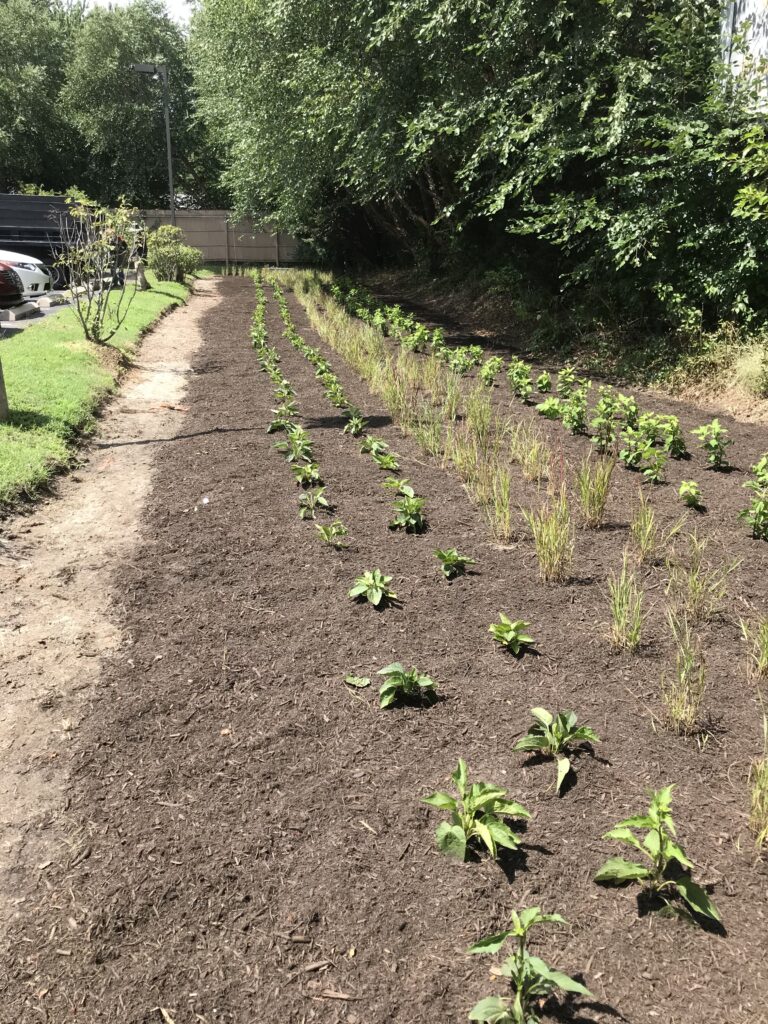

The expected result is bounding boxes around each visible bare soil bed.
[3,276,768,1023]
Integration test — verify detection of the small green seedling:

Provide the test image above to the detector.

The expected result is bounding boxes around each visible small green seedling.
[390,494,426,532]
[595,785,720,923]
[513,709,600,794]
[274,425,313,463]
[292,462,322,488]
[348,569,397,607]
[692,418,731,469]
[343,674,371,689]
[468,908,592,1024]
[315,521,348,547]
[489,614,534,656]
[382,477,414,495]
[298,486,330,519]
[536,397,562,420]
[679,480,702,508]
[343,412,368,437]
[435,547,476,579]
[360,436,388,455]
[423,758,530,860]
[536,371,551,393]
[373,451,400,471]
[377,662,437,708]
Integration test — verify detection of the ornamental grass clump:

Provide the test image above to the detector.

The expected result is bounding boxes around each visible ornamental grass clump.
[661,611,707,736]
[522,485,574,582]
[574,454,614,528]
[741,616,768,679]
[607,552,645,652]
[750,715,768,852]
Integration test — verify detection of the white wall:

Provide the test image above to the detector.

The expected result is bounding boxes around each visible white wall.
[723,0,768,75]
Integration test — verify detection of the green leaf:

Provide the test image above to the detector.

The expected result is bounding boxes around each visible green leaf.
[422,791,456,810]
[482,815,520,851]
[468,996,511,1023]
[603,826,644,851]
[378,681,399,708]
[474,817,497,858]
[370,587,383,606]
[435,822,466,860]
[666,840,693,869]
[527,956,592,997]
[530,706,554,726]
[555,756,572,794]
[452,758,468,793]
[512,734,548,753]
[611,814,654,831]
[467,930,514,955]
[674,876,721,921]
[344,675,371,688]
[377,662,404,676]
[594,857,653,884]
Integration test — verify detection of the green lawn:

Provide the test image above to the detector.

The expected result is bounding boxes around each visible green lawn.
[0,275,190,508]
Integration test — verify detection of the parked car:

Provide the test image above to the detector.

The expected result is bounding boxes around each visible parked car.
[0,249,51,298]
[0,262,24,308]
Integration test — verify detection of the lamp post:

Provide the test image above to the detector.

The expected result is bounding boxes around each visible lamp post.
[130,62,176,225]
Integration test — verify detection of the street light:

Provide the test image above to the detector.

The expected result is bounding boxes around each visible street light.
[130,62,176,225]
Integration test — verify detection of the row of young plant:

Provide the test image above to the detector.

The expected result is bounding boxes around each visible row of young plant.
[331,278,768,541]
[266,273,768,1022]
[285,268,768,852]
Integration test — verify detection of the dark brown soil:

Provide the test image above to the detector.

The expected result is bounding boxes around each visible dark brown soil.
[4,277,768,1024]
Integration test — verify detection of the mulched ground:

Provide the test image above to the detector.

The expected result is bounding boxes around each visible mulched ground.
[3,276,768,1024]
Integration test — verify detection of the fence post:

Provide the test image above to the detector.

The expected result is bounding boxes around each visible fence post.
[224,216,230,275]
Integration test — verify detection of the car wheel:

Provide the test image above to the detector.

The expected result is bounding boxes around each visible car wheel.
[49,264,68,289]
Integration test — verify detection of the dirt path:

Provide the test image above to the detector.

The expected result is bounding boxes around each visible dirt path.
[1,275,767,1023]
[0,278,218,933]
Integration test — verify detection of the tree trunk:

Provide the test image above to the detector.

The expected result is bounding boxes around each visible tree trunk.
[0,357,9,423]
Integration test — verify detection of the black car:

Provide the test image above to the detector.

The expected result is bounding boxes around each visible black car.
[0,261,24,308]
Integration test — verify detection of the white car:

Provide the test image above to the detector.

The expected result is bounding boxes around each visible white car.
[0,249,51,298]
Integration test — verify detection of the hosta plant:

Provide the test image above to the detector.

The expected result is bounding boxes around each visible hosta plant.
[292,462,322,488]
[343,412,368,437]
[315,521,348,547]
[377,662,437,708]
[489,614,534,656]
[348,569,397,607]
[360,436,389,455]
[298,486,329,519]
[513,709,600,794]
[595,785,720,922]
[679,480,702,508]
[692,418,731,469]
[390,493,427,532]
[435,547,476,579]
[468,908,591,1024]
[373,451,401,471]
[423,758,530,860]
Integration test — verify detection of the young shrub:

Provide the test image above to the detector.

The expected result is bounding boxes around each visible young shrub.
[489,614,535,655]
[342,411,367,437]
[740,454,768,539]
[479,356,505,386]
[661,611,707,735]
[556,365,577,397]
[372,451,401,471]
[292,462,322,488]
[274,424,313,463]
[750,715,768,851]
[574,454,614,528]
[377,662,437,708]
[658,414,687,458]
[536,396,562,420]
[315,521,348,547]
[535,370,552,392]
[513,708,600,794]
[561,382,590,434]
[507,358,533,402]
[615,392,640,429]
[665,531,739,622]
[360,435,389,455]
[267,400,298,434]
[422,758,530,861]
[522,485,574,582]
[740,616,768,679]
[595,785,721,922]
[390,493,427,532]
[348,569,397,607]
[298,486,329,519]
[692,418,731,469]
[679,480,702,509]
[435,547,476,580]
[590,386,619,453]
[468,909,592,1024]
[607,552,645,651]
[642,447,668,485]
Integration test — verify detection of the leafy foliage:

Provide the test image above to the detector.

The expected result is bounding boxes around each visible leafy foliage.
[434,547,475,580]
[377,662,436,708]
[489,614,534,656]
[349,569,397,607]
[423,759,530,861]
[513,708,599,795]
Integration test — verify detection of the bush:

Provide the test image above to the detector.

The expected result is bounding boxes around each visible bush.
[146,225,203,282]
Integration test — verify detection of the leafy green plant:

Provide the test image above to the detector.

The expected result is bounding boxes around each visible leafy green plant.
[343,411,368,436]
[642,447,668,485]
[658,415,687,458]
[489,614,534,656]
[590,386,618,453]
[607,552,644,651]
[661,611,707,735]
[678,480,702,508]
[373,451,400,471]
[507,358,533,401]
[692,418,731,469]
[435,547,476,579]
[468,908,592,1024]
[267,400,299,433]
[522,485,574,582]
[274,424,313,463]
[513,708,600,794]
[344,673,371,689]
[595,785,720,922]
[536,396,562,420]
[390,493,427,532]
[315,520,348,547]
[561,383,590,434]
[422,758,530,860]
[348,569,397,607]
[574,454,614,528]
[556,365,577,398]
[292,462,322,488]
[740,455,768,539]
[479,356,505,386]
[298,486,329,519]
[377,662,437,708]
[360,436,389,455]
[535,371,551,393]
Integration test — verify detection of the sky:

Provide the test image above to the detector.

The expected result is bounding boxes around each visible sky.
[88,0,194,26]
